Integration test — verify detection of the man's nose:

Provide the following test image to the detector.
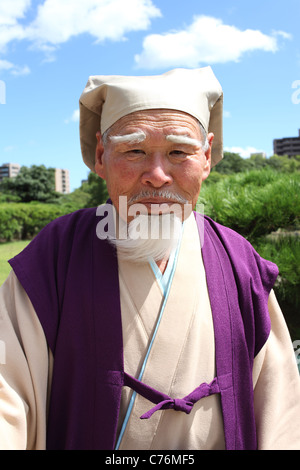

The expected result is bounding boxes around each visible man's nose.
[141,154,173,188]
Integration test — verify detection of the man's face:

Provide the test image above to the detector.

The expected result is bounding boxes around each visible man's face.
[94,109,213,220]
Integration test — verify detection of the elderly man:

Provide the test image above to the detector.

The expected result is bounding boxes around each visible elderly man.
[0,68,300,450]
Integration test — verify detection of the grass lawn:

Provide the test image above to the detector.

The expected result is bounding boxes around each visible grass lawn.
[0,240,30,286]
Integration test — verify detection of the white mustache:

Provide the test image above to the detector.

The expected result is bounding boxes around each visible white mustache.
[128,190,188,205]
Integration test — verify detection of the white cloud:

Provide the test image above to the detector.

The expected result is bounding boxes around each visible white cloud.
[11,64,30,76]
[135,15,290,69]
[65,109,80,124]
[0,0,31,26]
[225,146,265,158]
[0,0,31,52]
[272,30,292,40]
[0,0,161,72]
[0,59,13,71]
[0,0,31,74]
[0,59,30,75]
[25,0,161,46]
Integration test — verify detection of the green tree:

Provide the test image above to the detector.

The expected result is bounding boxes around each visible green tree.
[0,165,59,203]
[213,152,252,174]
[248,153,268,170]
[268,154,300,172]
[56,172,109,210]
[83,172,109,207]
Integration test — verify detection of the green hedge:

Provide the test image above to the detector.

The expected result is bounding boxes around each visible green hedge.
[0,203,72,242]
[199,169,300,339]
[199,169,300,241]
[253,236,300,339]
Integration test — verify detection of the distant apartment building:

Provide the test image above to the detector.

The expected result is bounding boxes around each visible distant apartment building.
[273,129,300,157]
[250,152,267,159]
[0,163,21,182]
[0,163,70,194]
[55,168,70,194]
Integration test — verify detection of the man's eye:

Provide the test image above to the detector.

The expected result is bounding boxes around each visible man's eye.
[124,149,146,160]
[170,150,187,157]
[127,149,145,154]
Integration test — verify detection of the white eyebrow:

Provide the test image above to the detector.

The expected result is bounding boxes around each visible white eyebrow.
[166,134,202,147]
[109,131,146,144]
[109,131,206,150]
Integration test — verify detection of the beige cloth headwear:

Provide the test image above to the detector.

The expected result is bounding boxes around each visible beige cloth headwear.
[79,67,223,171]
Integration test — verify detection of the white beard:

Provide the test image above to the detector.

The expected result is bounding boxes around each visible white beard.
[108,213,183,263]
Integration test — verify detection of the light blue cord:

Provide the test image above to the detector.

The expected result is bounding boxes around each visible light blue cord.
[149,247,176,297]
[115,226,184,449]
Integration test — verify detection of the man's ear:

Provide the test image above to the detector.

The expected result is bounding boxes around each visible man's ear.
[94,131,106,179]
[202,132,214,181]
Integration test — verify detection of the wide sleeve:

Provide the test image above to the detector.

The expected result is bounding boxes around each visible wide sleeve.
[253,290,300,450]
[0,271,51,450]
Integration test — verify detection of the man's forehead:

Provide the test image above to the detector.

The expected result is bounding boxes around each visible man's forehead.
[110,128,197,138]
[109,109,200,132]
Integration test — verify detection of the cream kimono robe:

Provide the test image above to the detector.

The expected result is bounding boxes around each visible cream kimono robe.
[0,214,300,450]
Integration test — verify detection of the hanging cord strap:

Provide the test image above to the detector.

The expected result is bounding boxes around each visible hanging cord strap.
[124,372,221,420]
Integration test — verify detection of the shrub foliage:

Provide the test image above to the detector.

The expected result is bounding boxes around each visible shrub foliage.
[0,203,71,242]
[199,169,300,338]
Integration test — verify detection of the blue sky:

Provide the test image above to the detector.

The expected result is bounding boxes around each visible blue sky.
[0,0,299,190]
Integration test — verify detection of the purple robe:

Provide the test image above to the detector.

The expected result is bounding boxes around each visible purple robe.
[9,208,278,450]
